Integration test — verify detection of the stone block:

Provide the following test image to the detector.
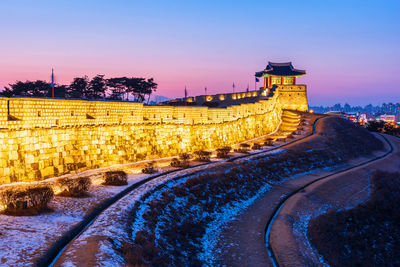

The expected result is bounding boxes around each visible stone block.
[0,91,292,183]
[41,166,55,179]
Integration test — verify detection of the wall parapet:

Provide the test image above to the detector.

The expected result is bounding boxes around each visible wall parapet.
[0,86,307,184]
[0,87,287,129]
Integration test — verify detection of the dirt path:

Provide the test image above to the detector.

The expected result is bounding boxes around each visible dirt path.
[212,134,397,267]
[269,134,400,266]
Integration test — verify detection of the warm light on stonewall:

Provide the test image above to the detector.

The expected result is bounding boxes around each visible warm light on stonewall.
[0,62,307,184]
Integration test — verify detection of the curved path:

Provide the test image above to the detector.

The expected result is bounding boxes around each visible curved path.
[267,134,399,266]
[44,114,397,267]
[212,133,397,266]
[42,111,313,266]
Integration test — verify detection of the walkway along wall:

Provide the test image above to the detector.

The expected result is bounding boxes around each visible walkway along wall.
[0,86,307,184]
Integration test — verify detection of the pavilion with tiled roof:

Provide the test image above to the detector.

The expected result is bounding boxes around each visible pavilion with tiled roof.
[255,62,306,89]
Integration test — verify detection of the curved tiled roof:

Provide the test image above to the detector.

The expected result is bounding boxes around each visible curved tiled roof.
[255,62,306,77]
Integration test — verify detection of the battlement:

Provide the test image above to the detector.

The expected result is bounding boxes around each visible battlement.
[0,85,306,129]
[164,89,267,107]
[0,85,308,184]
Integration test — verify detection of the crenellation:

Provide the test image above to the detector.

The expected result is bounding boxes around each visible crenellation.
[0,98,147,129]
[0,84,307,184]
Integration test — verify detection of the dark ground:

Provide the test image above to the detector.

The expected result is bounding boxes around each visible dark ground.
[122,116,384,266]
[308,171,400,266]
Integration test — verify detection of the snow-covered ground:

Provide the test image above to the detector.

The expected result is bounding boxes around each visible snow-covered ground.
[0,112,305,266]
[108,115,381,266]
[53,161,231,267]
[289,174,373,266]
[53,147,293,266]
[0,137,304,265]
[54,118,307,265]
[0,172,149,266]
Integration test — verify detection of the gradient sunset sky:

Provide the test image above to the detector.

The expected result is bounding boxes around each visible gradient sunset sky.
[1,0,399,105]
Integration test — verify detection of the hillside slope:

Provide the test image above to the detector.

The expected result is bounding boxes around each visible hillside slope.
[308,170,400,266]
[123,116,384,266]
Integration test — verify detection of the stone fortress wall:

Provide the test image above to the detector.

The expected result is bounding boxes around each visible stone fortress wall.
[0,85,307,184]
[276,85,308,111]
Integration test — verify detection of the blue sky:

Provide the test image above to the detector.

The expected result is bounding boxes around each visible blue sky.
[0,0,399,105]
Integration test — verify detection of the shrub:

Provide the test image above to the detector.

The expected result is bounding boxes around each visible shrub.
[193,151,212,162]
[365,120,385,133]
[170,158,181,168]
[276,137,286,142]
[170,154,191,168]
[234,143,250,153]
[55,176,91,197]
[142,161,156,174]
[0,186,54,215]
[263,140,274,146]
[216,146,231,158]
[366,121,400,137]
[171,153,192,168]
[179,153,192,162]
[251,143,262,150]
[103,171,128,186]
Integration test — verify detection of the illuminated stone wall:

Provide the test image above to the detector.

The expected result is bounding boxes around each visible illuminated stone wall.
[165,89,263,106]
[277,85,308,112]
[0,86,306,184]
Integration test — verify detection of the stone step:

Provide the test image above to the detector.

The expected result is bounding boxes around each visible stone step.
[281,115,300,121]
[281,112,300,118]
[281,121,299,126]
[282,119,300,124]
[265,135,288,140]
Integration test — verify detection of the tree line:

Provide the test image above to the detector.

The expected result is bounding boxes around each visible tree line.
[0,75,157,102]
[366,120,400,137]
